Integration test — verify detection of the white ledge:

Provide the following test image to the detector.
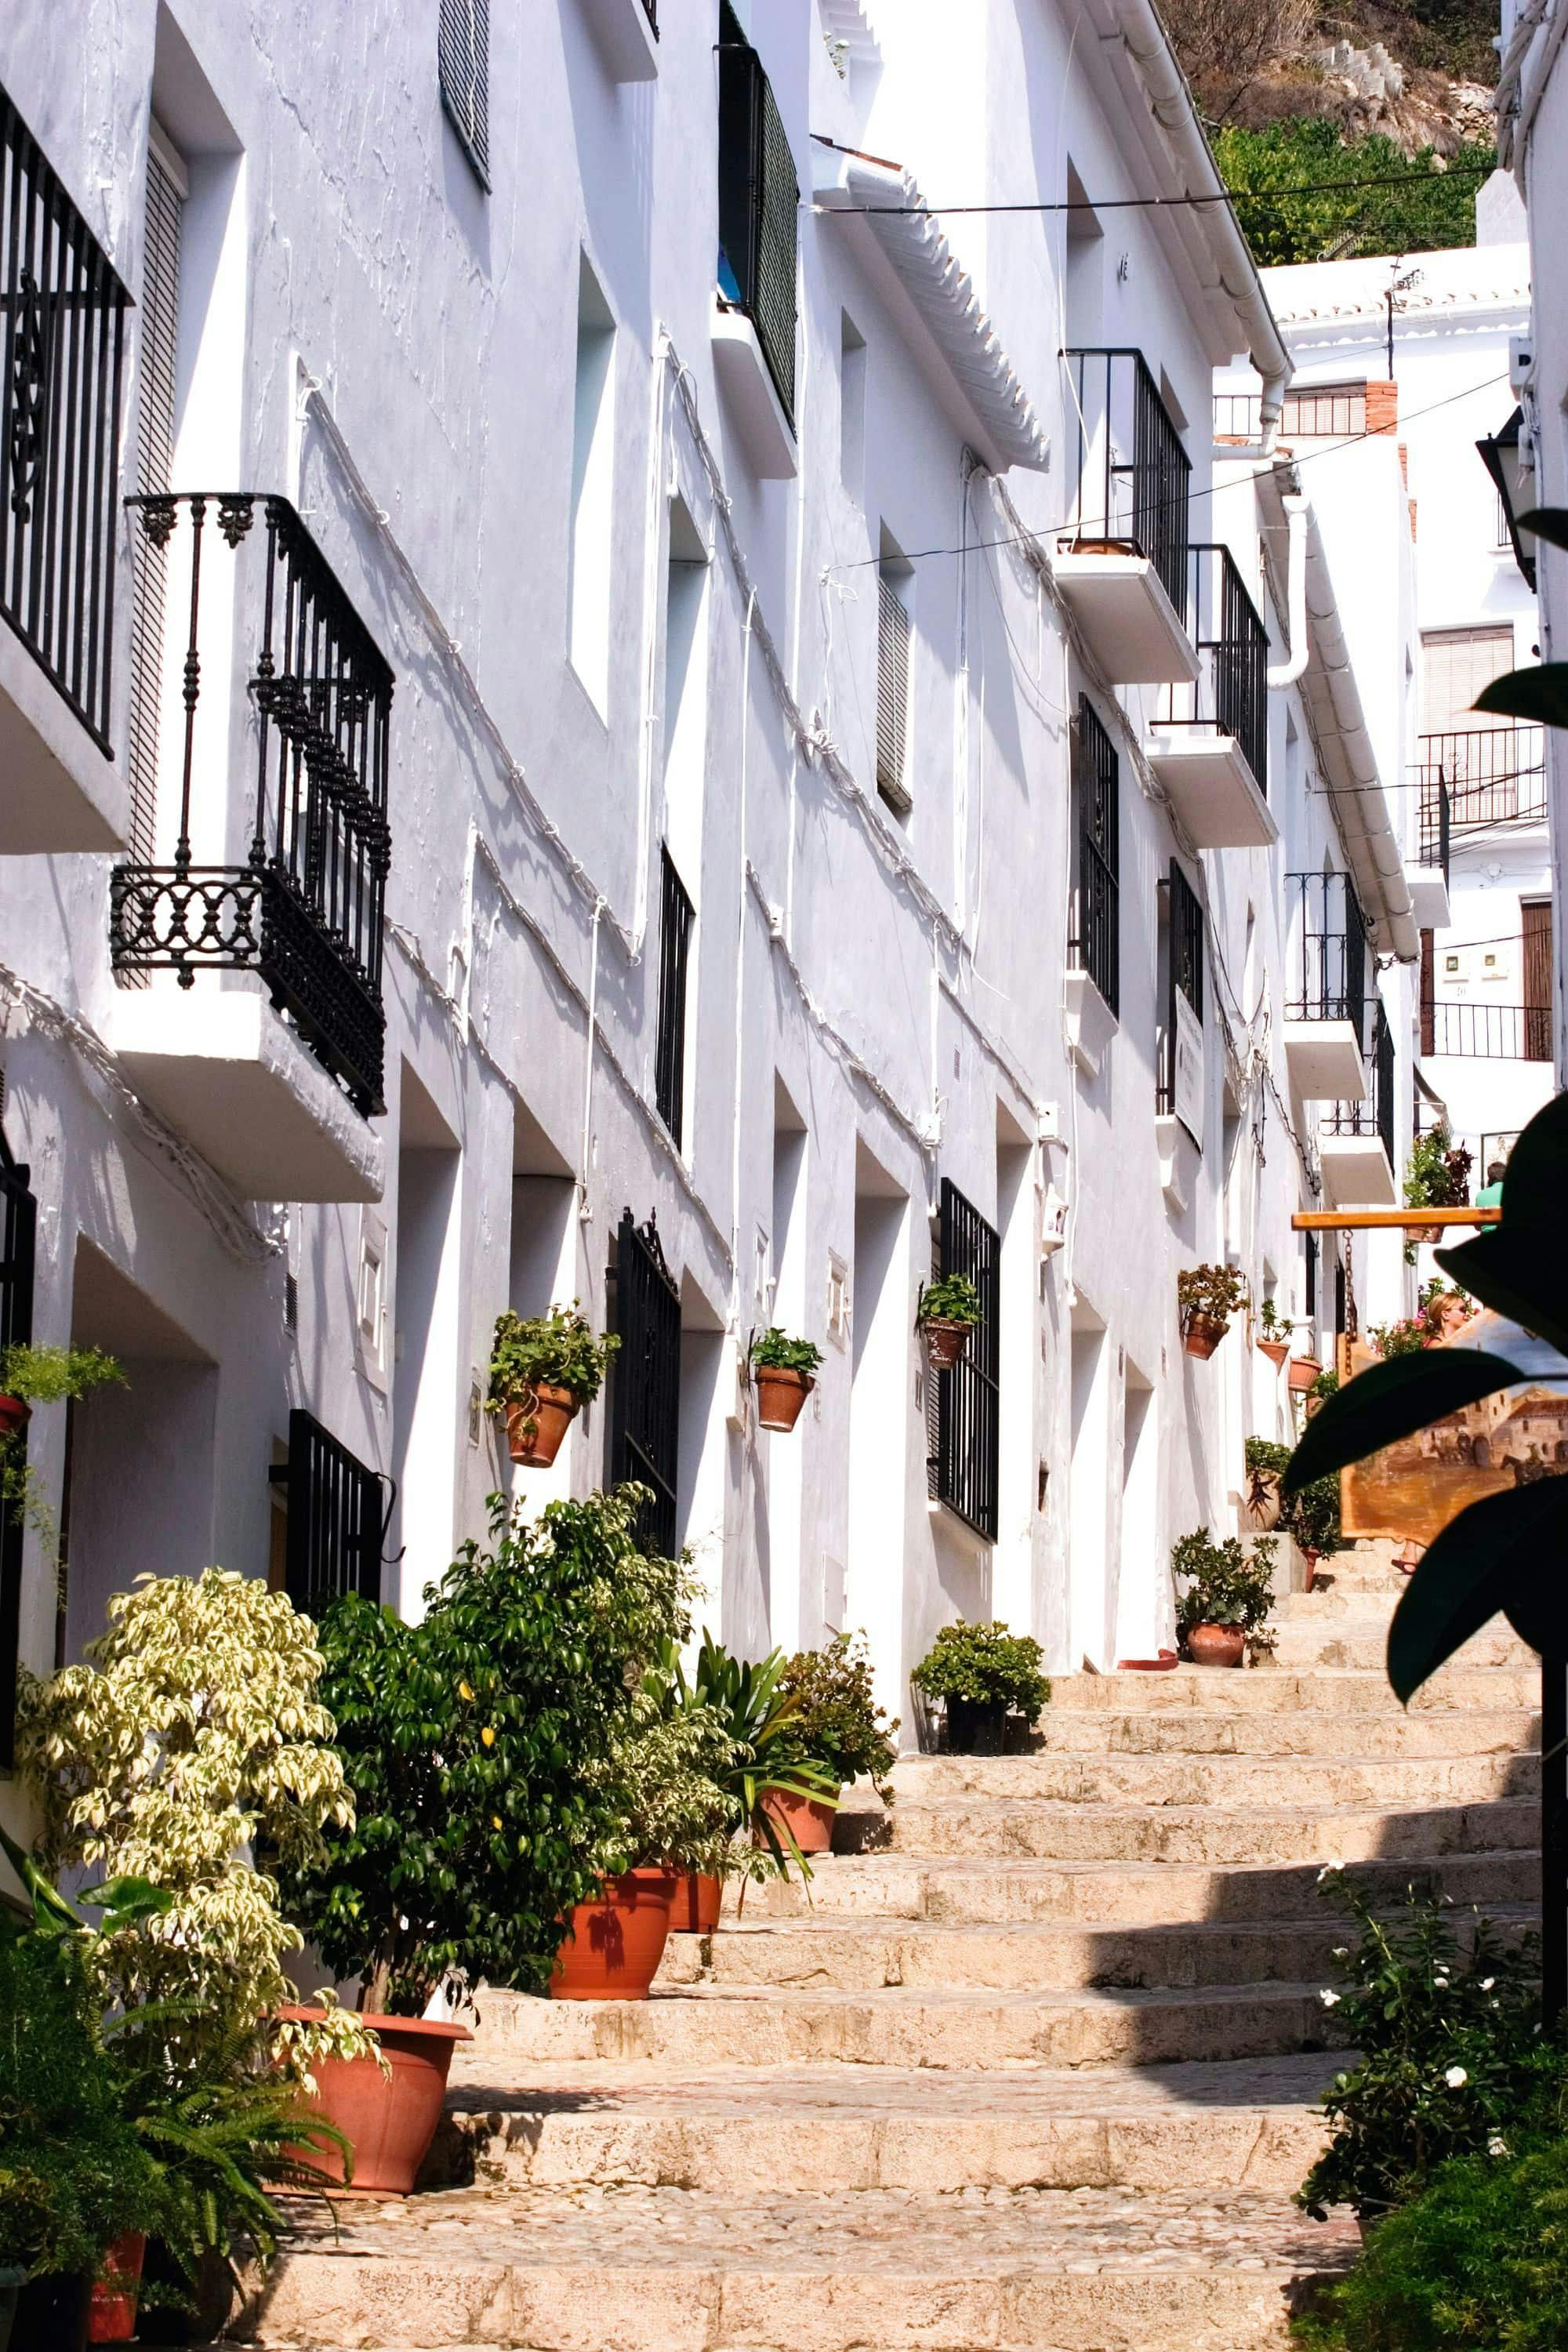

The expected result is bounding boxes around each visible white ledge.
[815,156,1049,474]
[1064,969,1117,1079]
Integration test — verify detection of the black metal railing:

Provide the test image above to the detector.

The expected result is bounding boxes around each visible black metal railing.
[1413,726,1546,831]
[1325,1000,1395,1164]
[717,3,797,423]
[1428,1000,1552,1062]
[0,1117,36,1769]
[1417,770,1450,885]
[655,844,692,1144]
[274,1409,387,1611]
[1,84,129,753]
[1156,543,1268,794]
[1062,348,1191,616]
[641,0,659,28]
[1156,858,1205,1120]
[607,1208,681,1558]
[1070,696,1120,1017]
[108,493,394,1117]
[1287,870,1367,1038]
[927,1178,1000,1542]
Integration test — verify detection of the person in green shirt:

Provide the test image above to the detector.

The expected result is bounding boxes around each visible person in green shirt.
[1474,1159,1507,1229]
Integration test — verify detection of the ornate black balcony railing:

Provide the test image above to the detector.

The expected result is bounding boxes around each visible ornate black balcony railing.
[1,83,129,753]
[1287,870,1367,1038]
[1062,348,1191,618]
[109,493,393,1116]
[1417,769,1450,885]
[1156,543,1268,794]
[1325,1000,1395,1163]
[1414,725,1546,831]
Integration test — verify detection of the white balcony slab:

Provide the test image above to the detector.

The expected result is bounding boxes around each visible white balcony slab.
[1407,866,1451,930]
[711,300,797,479]
[0,625,129,854]
[1283,1019,1367,1103]
[1050,550,1200,686]
[1145,728,1276,849]
[1154,1112,1198,1213]
[110,986,385,1204]
[1063,967,1117,1078]
[1318,1130,1396,1208]
[578,0,659,80]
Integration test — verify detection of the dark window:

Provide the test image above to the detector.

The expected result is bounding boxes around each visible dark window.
[717,1,798,423]
[1071,696,1120,1017]
[876,570,911,814]
[0,1119,36,1768]
[655,844,692,1144]
[1304,1227,1317,1321]
[1334,1254,1347,1342]
[927,1178,1000,1542]
[439,0,490,189]
[278,1410,386,1612]
[1157,857,1203,1120]
[606,1209,681,1556]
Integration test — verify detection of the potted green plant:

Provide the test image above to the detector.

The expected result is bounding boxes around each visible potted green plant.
[775,1631,900,1831]
[910,1621,1051,1754]
[484,1305,619,1468]
[1242,1436,1291,1532]
[1402,1124,1472,1246]
[1255,1299,1294,1370]
[1177,1264,1247,1359]
[916,1274,982,1372]
[749,1330,823,1434]
[1172,1530,1276,1668]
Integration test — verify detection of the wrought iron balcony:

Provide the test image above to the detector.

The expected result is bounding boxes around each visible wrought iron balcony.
[1428,1000,1551,1062]
[1414,724,1546,833]
[109,492,393,1118]
[1286,870,1368,1033]
[1417,769,1450,885]
[1061,350,1191,619]
[1323,1000,1396,1168]
[1147,544,1271,845]
[1,83,129,752]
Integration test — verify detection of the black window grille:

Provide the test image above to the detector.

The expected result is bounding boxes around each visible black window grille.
[1197,543,1268,796]
[607,1208,681,1556]
[1062,348,1190,617]
[1070,697,1120,1017]
[1157,858,1204,1118]
[717,2,798,424]
[439,0,491,189]
[927,1180,1000,1542]
[0,1119,36,1768]
[1417,771,1450,888]
[876,572,911,813]
[1,82,130,756]
[1286,871,1367,1040]
[1304,1227,1317,1321]
[277,1409,386,1613]
[1334,1254,1347,1341]
[110,494,394,1116]
[655,844,693,1144]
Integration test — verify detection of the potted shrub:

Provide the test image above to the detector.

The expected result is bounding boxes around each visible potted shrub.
[748,1330,823,1434]
[1254,1300,1294,1370]
[1172,1530,1276,1668]
[1242,1436,1291,1532]
[484,1305,619,1468]
[916,1274,982,1372]
[1178,1264,1247,1359]
[655,1637,839,1914]
[1402,1124,1472,1246]
[775,1631,899,1842]
[910,1621,1051,1754]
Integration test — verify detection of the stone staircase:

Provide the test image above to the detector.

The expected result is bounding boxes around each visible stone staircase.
[250,1544,1541,2350]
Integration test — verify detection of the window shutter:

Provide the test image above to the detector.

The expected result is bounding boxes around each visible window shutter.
[0,1123,36,1767]
[1421,626,1513,735]
[877,575,911,813]
[655,845,693,1145]
[717,7,797,422]
[282,1410,385,1610]
[927,1179,1000,1542]
[1071,696,1120,1016]
[126,134,184,871]
[607,1210,681,1558]
[439,0,491,189]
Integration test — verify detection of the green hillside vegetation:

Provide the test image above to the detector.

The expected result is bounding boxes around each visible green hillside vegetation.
[1215,118,1497,264]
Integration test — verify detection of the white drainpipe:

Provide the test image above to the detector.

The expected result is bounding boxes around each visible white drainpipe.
[1267,495,1310,688]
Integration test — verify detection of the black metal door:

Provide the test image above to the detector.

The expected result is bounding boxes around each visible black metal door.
[931,1178,1000,1542]
[281,1409,384,1611]
[607,1209,681,1557]
[0,1121,37,1766]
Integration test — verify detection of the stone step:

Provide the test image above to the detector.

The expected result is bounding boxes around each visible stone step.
[469,1979,1349,2070]
[850,1795,1537,1866]
[651,1904,1537,1996]
[252,2184,1359,2350]
[877,1750,1534,1811]
[1031,1706,1539,1758]
[1263,1624,1535,1671]
[434,2053,1338,2194]
[1301,1558,1405,1592]
[1272,1584,1400,1621]
[1047,1663,1540,1713]
[746,1844,1539,1926]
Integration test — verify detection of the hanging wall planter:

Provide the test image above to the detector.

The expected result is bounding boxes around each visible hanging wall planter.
[1181,1312,1229,1360]
[1176,1264,1248,1363]
[749,1331,824,1433]
[503,1385,578,1467]
[1288,1355,1324,1396]
[485,1306,619,1471]
[916,1274,982,1374]
[1258,1339,1290,1369]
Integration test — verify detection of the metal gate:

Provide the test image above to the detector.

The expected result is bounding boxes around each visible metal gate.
[0,1121,37,1766]
[279,1408,386,1611]
[929,1178,1000,1543]
[607,1209,681,1557]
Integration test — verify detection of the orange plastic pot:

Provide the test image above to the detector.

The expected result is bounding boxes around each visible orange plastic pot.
[760,1786,840,1854]
[86,2236,144,2343]
[550,1868,677,1999]
[276,2008,472,2195]
[505,1385,579,1467]
[1181,1312,1228,1359]
[1186,1622,1246,1669]
[671,1868,722,1934]
[754,1365,813,1432]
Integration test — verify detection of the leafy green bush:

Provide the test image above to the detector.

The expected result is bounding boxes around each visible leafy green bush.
[1291,1470,1342,1556]
[918,1275,981,1326]
[778,1632,900,1803]
[1214,118,1497,267]
[910,1622,1050,1716]
[1171,1530,1276,1637]
[1405,1127,1473,1214]
[0,1344,125,1406]
[280,1486,692,2011]
[1299,1867,1545,2221]
[485,1305,618,1412]
[750,1329,824,1374]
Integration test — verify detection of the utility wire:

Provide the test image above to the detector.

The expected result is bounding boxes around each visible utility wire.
[811,165,1493,216]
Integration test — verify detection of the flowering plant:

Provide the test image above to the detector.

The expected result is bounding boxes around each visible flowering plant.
[1298,1867,1544,2220]
[1177,1262,1248,1324]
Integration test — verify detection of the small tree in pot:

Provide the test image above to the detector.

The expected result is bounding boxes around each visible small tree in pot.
[749,1330,823,1434]
[485,1305,619,1468]
[1243,1436,1291,1530]
[910,1621,1051,1754]
[1172,1530,1276,1667]
[776,1630,900,1809]
[916,1275,982,1372]
[1178,1263,1247,1359]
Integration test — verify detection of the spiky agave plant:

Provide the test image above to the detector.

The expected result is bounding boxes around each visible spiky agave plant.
[658,1635,840,1876]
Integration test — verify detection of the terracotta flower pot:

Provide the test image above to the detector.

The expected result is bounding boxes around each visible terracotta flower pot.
[1403,1222,1443,1246]
[86,2236,144,2344]
[753,1364,813,1432]
[920,1316,974,1373]
[1116,1649,1180,1671]
[671,1868,722,1934]
[1186,1621,1246,1669]
[276,2007,472,2195]
[0,1393,30,1443]
[504,1384,579,1468]
[1287,1356,1323,1395]
[1258,1338,1290,1370]
[1181,1312,1229,1360]
[946,1696,1011,1754]
[1243,1470,1283,1533]
[550,1868,678,1999]
[760,1786,839,1853]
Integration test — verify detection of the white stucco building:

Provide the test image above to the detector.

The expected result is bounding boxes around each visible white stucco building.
[0,0,1426,1812]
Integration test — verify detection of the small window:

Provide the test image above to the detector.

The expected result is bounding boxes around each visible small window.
[439,0,491,190]
[655,844,693,1145]
[1070,696,1120,1017]
[275,1410,386,1611]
